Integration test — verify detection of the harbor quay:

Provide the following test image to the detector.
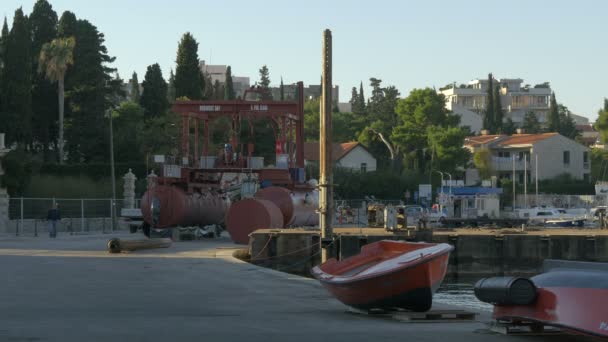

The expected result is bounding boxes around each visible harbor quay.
[249,227,608,277]
[0,233,599,342]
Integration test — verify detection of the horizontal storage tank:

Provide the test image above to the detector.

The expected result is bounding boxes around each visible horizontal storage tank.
[141,185,229,228]
[474,277,537,305]
[225,198,283,244]
[254,187,319,227]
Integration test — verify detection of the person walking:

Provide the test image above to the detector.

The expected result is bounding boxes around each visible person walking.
[47,203,61,238]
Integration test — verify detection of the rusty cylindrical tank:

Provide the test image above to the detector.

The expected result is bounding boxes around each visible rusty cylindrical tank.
[141,185,229,228]
[225,198,283,244]
[255,187,319,227]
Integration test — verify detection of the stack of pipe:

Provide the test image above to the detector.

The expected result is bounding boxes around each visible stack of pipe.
[225,187,319,244]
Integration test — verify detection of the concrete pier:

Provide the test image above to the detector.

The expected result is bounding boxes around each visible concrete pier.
[1,233,596,341]
[249,227,608,278]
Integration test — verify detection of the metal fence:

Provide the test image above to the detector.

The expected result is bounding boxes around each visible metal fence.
[514,194,607,209]
[6,198,141,236]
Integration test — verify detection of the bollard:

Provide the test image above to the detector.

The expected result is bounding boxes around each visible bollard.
[521,223,526,232]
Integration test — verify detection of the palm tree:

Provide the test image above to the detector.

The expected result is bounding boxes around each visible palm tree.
[38,37,75,164]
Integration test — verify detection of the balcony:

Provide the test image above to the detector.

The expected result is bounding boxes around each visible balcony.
[491,157,529,171]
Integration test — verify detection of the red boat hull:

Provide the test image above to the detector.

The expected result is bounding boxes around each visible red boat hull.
[311,241,453,312]
[491,262,608,338]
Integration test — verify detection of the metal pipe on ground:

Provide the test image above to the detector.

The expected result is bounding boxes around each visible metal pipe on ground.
[107,238,172,253]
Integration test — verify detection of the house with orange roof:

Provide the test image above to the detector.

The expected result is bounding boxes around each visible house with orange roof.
[303,142,377,172]
[464,132,590,184]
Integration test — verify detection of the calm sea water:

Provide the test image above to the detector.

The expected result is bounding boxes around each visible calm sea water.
[435,282,493,312]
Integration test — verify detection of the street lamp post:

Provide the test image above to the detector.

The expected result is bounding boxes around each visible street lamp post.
[109,108,116,232]
[433,170,445,201]
[444,172,453,198]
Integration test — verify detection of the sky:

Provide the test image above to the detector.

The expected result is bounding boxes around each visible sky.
[2,0,608,120]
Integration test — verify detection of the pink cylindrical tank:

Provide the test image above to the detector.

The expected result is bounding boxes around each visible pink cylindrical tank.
[225,198,283,244]
[141,185,229,228]
[254,187,319,227]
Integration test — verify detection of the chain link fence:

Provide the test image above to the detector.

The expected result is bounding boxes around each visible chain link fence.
[5,198,141,236]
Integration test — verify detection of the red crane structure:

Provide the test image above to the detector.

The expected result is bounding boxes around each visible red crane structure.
[140,82,316,240]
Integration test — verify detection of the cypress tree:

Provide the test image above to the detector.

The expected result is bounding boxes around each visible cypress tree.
[30,0,58,159]
[493,85,504,133]
[2,8,33,145]
[0,18,9,129]
[174,32,203,100]
[139,63,168,120]
[483,73,494,133]
[547,92,560,132]
[167,69,176,102]
[202,72,213,100]
[280,77,284,101]
[129,71,140,102]
[358,81,365,113]
[224,66,235,100]
[212,79,223,100]
[258,65,271,99]
[349,87,358,109]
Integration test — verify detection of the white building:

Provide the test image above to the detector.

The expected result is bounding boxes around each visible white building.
[199,61,251,98]
[440,78,552,133]
[464,133,590,184]
[303,142,376,172]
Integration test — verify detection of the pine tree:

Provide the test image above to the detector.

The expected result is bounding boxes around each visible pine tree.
[483,73,494,133]
[349,87,358,109]
[30,0,58,160]
[358,81,365,113]
[212,79,223,100]
[224,66,235,100]
[139,63,168,120]
[202,72,213,100]
[502,118,516,135]
[522,111,541,134]
[547,92,560,132]
[129,72,140,102]
[557,104,578,139]
[0,18,9,135]
[493,85,504,133]
[2,8,33,146]
[167,69,176,102]
[258,65,272,99]
[174,32,203,100]
[280,77,284,101]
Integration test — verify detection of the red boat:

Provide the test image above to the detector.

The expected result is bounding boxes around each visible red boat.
[311,240,453,312]
[475,260,608,338]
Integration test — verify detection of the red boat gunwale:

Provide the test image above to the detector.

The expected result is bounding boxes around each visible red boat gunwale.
[312,241,453,284]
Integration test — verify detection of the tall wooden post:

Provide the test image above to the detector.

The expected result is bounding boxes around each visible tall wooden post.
[320,29,333,263]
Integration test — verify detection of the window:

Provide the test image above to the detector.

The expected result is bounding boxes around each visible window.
[584,151,589,163]
[563,151,570,165]
[360,163,367,173]
[498,151,511,158]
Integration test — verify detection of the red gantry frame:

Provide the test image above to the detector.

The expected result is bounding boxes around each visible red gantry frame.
[165,82,305,192]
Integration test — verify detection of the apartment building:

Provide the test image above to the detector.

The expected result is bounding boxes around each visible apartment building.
[464,132,590,184]
[199,61,251,98]
[440,77,552,133]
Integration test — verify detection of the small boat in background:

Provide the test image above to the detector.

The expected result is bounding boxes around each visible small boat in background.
[475,259,608,338]
[311,240,453,312]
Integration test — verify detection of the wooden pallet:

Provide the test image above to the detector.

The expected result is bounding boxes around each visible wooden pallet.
[347,308,477,323]
[489,321,564,336]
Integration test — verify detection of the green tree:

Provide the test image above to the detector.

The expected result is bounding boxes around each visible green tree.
[112,101,144,162]
[224,66,235,100]
[279,77,284,101]
[358,81,366,114]
[258,65,272,99]
[473,148,493,180]
[174,32,203,100]
[596,99,608,143]
[493,85,504,133]
[139,63,168,120]
[349,86,358,109]
[0,18,6,118]
[141,110,181,159]
[30,0,58,160]
[58,12,121,163]
[427,126,470,174]
[202,72,213,99]
[557,104,578,139]
[213,79,223,100]
[0,147,33,196]
[522,111,541,133]
[167,69,176,102]
[502,118,516,135]
[391,88,460,172]
[547,92,560,132]
[483,73,494,133]
[1,8,33,146]
[128,71,140,102]
[38,36,75,164]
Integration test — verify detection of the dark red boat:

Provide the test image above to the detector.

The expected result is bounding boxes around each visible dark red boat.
[475,259,608,338]
[311,240,453,312]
